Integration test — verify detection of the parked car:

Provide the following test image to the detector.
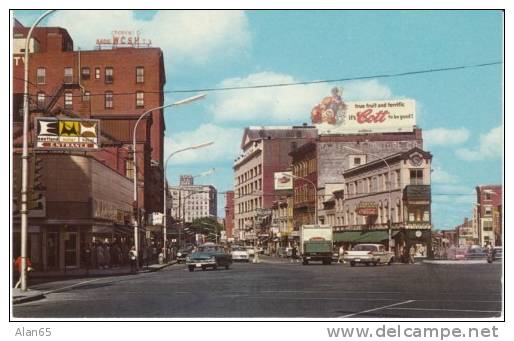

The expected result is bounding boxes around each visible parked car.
[487,246,502,263]
[344,244,394,267]
[466,247,487,260]
[454,248,468,260]
[176,246,193,263]
[186,243,232,272]
[231,246,250,262]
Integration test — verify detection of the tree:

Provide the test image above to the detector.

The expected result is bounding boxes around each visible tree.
[190,217,223,241]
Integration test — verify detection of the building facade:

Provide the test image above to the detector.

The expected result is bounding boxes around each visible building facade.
[333,148,433,258]
[169,181,217,224]
[224,191,235,240]
[454,217,474,247]
[475,185,502,246]
[12,21,166,270]
[233,125,317,242]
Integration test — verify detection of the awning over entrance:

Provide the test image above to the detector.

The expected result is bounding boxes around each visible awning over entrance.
[334,230,400,243]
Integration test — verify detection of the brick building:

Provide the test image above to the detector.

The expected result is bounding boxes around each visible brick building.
[475,185,502,246]
[12,20,166,270]
[233,125,317,242]
[224,191,235,240]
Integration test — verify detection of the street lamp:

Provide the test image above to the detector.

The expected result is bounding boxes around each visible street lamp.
[283,173,318,224]
[342,146,393,252]
[162,142,213,260]
[20,9,55,291]
[133,94,206,269]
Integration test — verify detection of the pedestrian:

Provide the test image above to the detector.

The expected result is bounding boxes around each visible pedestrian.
[84,243,92,274]
[14,256,33,288]
[96,242,105,269]
[91,242,98,269]
[291,244,298,263]
[152,243,158,263]
[409,245,416,264]
[338,244,346,264]
[103,243,111,269]
[142,244,149,268]
[129,246,138,273]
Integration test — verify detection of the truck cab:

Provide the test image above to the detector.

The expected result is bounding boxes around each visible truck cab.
[300,225,333,265]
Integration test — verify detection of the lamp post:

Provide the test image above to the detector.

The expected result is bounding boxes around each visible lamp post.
[342,146,393,252]
[162,143,213,260]
[283,173,318,224]
[133,94,206,269]
[20,9,55,291]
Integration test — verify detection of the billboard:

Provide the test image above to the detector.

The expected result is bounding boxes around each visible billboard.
[356,202,379,216]
[35,117,100,150]
[311,88,416,134]
[274,172,293,190]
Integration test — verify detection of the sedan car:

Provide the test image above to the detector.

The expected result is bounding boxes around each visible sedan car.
[231,246,250,262]
[176,247,193,263]
[466,247,487,260]
[344,244,394,266]
[186,243,232,272]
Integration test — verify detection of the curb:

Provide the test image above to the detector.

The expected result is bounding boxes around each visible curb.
[12,291,46,305]
[423,260,489,265]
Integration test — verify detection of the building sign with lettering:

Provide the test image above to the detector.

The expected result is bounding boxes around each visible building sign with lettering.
[311,89,416,134]
[35,118,100,150]
[356,202,379,216]
[96,30,152,48]
[274,172,293,190]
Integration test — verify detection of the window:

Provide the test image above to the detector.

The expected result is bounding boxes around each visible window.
[37,92,45,108]
[483,220,493,231]
[409,169,423,185]
[36,68,46,84]
[81,67,90,80]
[136,91,144,107]
[83,91,90,102]
[105,91,113,108]
[95,67,101,79]
[105,67,113,84]
[354,157,361,166]
[485,192,492,200]
[484,207,492,216]
[64,67,73,84]
[125,159,134,178]
[64,92,73,109]
[396,170,401,188]
[136,67,144,83]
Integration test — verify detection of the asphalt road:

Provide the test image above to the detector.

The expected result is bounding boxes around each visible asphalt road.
[12,257,503,319]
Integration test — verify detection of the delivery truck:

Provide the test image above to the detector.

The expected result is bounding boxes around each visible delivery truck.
[300,224,333,265]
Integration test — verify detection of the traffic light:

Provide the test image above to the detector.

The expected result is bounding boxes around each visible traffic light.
[13,159,22,214]
[33,154,45,191]
[27,154,45,211]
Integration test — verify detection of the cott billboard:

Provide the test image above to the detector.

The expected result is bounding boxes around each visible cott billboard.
[274,172,293,191]
[311,88,416,134]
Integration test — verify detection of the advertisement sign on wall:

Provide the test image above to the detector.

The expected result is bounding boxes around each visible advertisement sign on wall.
[274,172,293,190]
[311,89,416,134]
[356,202,379,216]
[35,117,100,150]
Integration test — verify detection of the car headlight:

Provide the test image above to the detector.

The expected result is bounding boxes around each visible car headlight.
[177,252,182,257]
[185,256,190,262]
[208,257,216,263]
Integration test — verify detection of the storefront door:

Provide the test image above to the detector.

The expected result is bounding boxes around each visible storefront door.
[46,232,59,269]
[65,232,79,268]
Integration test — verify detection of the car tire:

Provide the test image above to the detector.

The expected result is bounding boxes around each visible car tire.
[213,265,218,271]
[201,266,206,271]
[373,261,378,266]
[350,261,355,267]
[188,266,194,272]
[225,264,230,270]
[303,260,309,265]
[365,262,370,266]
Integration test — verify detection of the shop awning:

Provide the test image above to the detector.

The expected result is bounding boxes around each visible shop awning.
[334,230,399,243]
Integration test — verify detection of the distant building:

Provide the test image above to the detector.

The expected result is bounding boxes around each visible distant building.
[224,191,235,240]
[454,218,474,247]
[169,177,217,223]
[233,125,317,242]
[475,185,502,246]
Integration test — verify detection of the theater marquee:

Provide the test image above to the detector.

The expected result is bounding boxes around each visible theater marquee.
[35,117,100,150]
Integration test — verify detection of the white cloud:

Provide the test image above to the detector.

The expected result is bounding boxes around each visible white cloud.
[424,127,470,146]
[209,72,393,122]
[430,165,458,184]
[456,125,504,161]
[46,10,250,65]
[165,124,241,165]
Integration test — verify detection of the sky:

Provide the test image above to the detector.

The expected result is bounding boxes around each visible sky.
[13,10,504,229]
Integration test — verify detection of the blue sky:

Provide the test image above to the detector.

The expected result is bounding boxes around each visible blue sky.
[13,10,503,228]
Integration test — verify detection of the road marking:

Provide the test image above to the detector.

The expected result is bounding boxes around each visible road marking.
[338,300,415,318]
[386,307,502,314]
[261,290,402,294]
[225,296,396,302]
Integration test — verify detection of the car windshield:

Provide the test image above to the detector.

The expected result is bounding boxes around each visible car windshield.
[232,247,246,251]
[198,246,221,253]
[190,252,214,259]
[353,245,377,251]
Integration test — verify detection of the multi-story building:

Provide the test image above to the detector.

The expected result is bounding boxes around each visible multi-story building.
[233,125,317,241]
[270,196,294,250]
[12,20,166,270]
[224,191,235,240]
[333,147,433,257]
[169,176,217,224]
[475,185,502,246]
[454,217,474,247]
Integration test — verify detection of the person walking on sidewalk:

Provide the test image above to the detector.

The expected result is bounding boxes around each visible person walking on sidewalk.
[409,245,416,264]
[129,246,138,273]
[14,256,33,288]
[338,244,346,264]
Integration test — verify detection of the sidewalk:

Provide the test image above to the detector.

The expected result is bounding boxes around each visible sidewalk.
[12,261,177,305]
[423,259,490,265]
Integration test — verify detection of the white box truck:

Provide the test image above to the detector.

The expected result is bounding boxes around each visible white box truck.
[300,224,333,265]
